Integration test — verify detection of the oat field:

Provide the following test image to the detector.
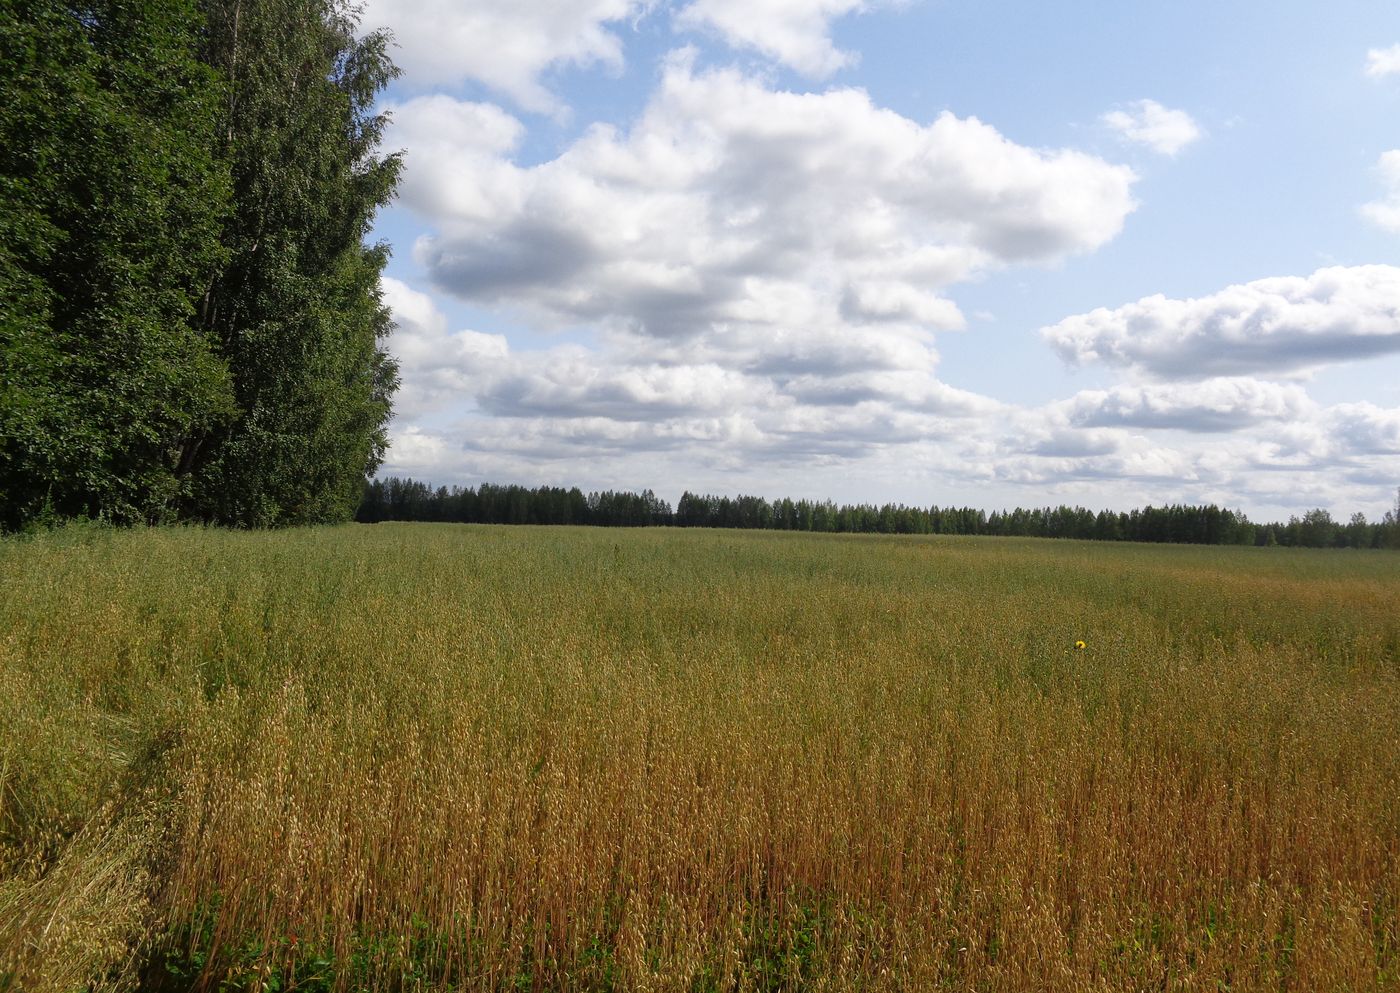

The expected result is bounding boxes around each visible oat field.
[2,523,1398,992]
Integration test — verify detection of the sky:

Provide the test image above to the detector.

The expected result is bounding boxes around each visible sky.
[359,0,1400,521]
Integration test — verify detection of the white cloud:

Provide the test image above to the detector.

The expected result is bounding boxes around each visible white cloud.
[1361,150,1400,233]
[1041,265,1400,379]
[480,351,763,421]
[1365,44,1400,79]
[383,275,993,429]
[984,389,1400,517]
[391,56,1137,351]
[383,425,455,477]
[1058,378,1313,433]
[1102,99,1203,156]
[1323,403,1400,455]
[388,97,528,227]
[380,274,1400,522]
[363,20,1400,522]
[841,281,967,327]
[378,269,1013,488]
[359,0,653,113]
[380,61,1140,491]
[379,241,1400,526]
[675,0,887,77]
[380,277,510,420]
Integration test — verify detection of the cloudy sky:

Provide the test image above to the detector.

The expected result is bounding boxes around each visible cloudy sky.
[362,0,1400,520]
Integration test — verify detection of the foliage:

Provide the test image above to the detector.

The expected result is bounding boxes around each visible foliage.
[2,524,1398,990]
[0,0,401,533]
[0,0,234,529]
[181,0,402,528]
[359,477,1400,549]
[358,477,671,527]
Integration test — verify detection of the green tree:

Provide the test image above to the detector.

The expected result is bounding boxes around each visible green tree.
[1296,508,1338,548]
[182,0,401,527]
[0,0,234,529]
[1343,512,1372,549]
[1381,488,1400,550]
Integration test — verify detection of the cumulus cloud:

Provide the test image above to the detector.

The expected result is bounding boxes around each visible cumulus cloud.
[387,97,526,226]
[383,424,456,478]
[675,0,887,77]
[479,352,761,421]
[1102,99,1202,156]
[380,273,1004,479]
[981,389,1400,517]
[386,276,995,417]
[1041,265,1400,379]
[983,410,1204,485]
[1241,402,1400,482]
[1060,378,1313,433]
[1013,447,1199,483]
[1024,428,1123,459]
[380,273,1400,518]
[379,261,1400,523]
[1361,150,1400,233]
[391,56,1136,352]
[380,277,512,420]
[841,281,967,328]
[358,0,653,113]
[383,273,1395,523]
[364,21,1400,520]
[1323,403,1400,455]
[1365,44,1400,79]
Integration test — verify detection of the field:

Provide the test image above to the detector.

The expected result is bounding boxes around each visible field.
[2,523,1399,992]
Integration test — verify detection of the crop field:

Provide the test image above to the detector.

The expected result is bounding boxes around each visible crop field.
[2,523,1399,992]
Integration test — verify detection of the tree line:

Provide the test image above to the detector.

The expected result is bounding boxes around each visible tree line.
[1,0,400,531]
[358,479,674,528]
[360,478,1400,549]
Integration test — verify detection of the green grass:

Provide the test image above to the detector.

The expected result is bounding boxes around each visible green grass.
[2,523,1398,991]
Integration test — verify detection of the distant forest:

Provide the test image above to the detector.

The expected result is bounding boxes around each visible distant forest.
[359,477,1400,550]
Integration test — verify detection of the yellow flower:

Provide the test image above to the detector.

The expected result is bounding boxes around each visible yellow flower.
[1074,639,1086,650]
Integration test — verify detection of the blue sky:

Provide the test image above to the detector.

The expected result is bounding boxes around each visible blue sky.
[361,0,1400,520]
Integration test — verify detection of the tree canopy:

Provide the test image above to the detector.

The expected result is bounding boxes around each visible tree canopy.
[1,0,234,529]
[359,478,1400,550]
[0,0,400,531]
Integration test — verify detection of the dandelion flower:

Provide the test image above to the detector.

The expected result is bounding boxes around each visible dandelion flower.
[1074,639,1086,650]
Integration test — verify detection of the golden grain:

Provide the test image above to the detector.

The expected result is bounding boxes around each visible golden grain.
[1,524,1397,991]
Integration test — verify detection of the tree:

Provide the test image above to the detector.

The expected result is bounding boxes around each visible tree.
[181,0,401,527]
[1381,487,1400,550]
[1,0,233,529]
[1296,508,1338,548]
[1343,512,1373,549]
